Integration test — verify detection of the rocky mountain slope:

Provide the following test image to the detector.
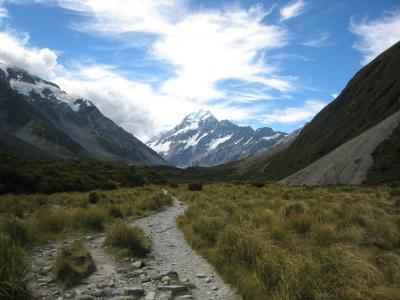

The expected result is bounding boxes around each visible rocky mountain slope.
[230,41,400,185]
[147,110,287,168]
[281,111,400,185]
[0,63,166,165]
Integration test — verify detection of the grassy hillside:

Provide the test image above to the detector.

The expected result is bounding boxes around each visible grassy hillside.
[175,183,400,299]
[238,41,400,182]
[367,123,400,184]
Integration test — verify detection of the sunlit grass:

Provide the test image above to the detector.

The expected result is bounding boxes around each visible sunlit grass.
[174,183,400,299]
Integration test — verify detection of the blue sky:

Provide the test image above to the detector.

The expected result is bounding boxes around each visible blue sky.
[0,0,399,140]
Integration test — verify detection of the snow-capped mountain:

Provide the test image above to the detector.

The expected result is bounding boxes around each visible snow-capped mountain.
[147,110,287,167]
[0,63,166,165]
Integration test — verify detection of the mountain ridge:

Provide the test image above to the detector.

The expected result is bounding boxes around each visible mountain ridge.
[227,41,400,185]
[0,63,167,166]
[147,109,288,167]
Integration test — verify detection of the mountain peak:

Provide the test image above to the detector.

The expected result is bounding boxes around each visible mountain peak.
[184,109,215,123]
[147,110,288,168]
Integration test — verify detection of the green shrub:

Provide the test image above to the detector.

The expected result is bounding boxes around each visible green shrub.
[88,192,100,204]
[0,237,31,300]
[54,243,95,287]
[188,183,202,191]
[105,222,151,257]
[250,181,265,188]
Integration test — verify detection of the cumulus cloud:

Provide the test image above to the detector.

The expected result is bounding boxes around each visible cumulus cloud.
[263,100,325,123]
[54,64,258,140]
[54,1,293,99]
[280,0,307,21]
[0,30,59,77]
[350,10,400,64]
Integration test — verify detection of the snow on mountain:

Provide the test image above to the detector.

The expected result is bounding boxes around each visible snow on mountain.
[0,63,167,166]
[147,110,288,168]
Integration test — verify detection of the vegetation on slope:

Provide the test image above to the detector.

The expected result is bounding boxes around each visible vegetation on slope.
[0,154,243,195]
[367,123,400,184]
[175,183,400,299]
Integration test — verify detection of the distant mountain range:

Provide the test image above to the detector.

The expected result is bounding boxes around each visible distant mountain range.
[0,63,167,166]
[147,110,287,168]
[226,41,400,185]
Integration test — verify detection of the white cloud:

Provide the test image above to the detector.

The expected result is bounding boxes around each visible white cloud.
[0,30,59,77]
[350,10,400,64]
[57,0,184,35]
[0,7,8,19]
[55,1,293,99]
[331,93,338,99]
[280,0,307,21]
[263,100,325,123]
[54,64,258,140]
[302,32,331,47]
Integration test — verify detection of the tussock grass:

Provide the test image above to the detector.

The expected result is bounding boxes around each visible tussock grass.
[0,185,172,296]
[0,237,30,300]
[53,243,95,287]
[175,183,400,299]
[105,222,151,257]
[0,186,171,242]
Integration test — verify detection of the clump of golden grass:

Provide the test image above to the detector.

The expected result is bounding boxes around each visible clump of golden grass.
[0,237,31,300]
[53,243,95,287]
[175,183,400,299]
[105,222,151,257]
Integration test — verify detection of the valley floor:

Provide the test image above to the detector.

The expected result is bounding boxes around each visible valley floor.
[30,191,238,300]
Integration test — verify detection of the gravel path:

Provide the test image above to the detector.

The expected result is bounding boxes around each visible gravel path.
[134,191,239,300]
[31,190,240,300]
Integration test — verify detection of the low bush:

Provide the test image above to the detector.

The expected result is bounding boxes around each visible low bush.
[53,243,95,287]
[88,192,100,204]
[105,222,151,257]
[0,237,31,300]
[188,183,202,191]
[250,181,265,188]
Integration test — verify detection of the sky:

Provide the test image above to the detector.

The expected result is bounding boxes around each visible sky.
[0,0,399,141]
